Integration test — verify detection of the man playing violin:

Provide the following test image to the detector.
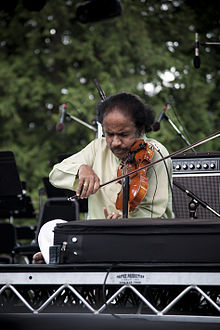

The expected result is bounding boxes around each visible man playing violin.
[50,92,173,219]
[33,92,173,264]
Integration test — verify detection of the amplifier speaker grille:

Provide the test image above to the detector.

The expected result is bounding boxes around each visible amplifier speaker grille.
[172,152,220,219]
[172,174,220,219]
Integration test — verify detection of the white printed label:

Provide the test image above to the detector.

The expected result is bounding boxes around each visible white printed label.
[108,273,147,284]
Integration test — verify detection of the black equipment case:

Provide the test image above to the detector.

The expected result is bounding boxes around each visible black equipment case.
[51,218,220,264]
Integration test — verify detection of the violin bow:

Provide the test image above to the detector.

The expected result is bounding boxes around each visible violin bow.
[68,130,220,201]
[93,78,106,100]
[100,130,220,188]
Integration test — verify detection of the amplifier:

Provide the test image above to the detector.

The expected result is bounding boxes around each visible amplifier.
[172,151,220,174]
[171,152,220,219]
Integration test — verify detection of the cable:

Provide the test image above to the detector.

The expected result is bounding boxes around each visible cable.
[149,166,157,218]
[157,149,173,195]
[152,144,174,215]
[102,263,117,308]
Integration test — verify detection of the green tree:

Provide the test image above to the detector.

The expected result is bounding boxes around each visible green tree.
[0,0,219,208]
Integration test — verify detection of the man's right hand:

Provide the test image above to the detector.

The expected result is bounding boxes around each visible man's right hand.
[76,164,100,198]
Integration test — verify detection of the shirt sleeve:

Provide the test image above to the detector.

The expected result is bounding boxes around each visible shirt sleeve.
[49,140,97,191]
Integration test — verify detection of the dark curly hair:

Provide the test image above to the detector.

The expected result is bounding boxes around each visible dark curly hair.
[97,92,155,134]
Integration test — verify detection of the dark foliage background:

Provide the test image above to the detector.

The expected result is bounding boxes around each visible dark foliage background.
[0,0,219,210]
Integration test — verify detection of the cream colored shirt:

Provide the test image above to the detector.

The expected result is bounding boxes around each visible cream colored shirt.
[49,137,173,219]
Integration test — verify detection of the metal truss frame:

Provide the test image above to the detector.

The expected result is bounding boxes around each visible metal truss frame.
[1,267,220,320]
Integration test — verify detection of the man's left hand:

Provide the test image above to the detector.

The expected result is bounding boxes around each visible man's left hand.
[104,207,121,219]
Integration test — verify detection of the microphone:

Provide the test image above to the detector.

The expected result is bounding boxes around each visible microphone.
[194,32,200,69]
[152,104,168,131]
[56,104,67,131]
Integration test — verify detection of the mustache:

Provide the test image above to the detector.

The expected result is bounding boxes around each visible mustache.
[111,147,127,152]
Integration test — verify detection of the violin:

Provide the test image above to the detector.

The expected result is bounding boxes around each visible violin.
[115,139,154,212]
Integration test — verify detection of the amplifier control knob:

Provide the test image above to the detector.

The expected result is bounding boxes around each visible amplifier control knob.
[203,163,209,169]
[210,163,216,169]
[175,164,181,170]
[189,164,195,169]
[182,164,188,170]
[196,163,202,169]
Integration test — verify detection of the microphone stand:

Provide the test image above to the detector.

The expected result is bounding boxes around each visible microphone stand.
[163,114,196,152]
[122,176,130,218]
[194,33,220,69]
[173,180,220,219]
[65,112,97,132]
[62,101,97,133]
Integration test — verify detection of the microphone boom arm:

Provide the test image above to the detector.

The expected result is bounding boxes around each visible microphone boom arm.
[200,41,220,46]
[66,112,97,132]
[163,114,196,152]
[173,180,220,218]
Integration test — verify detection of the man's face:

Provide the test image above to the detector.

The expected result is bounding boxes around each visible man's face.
[103,107,141,161]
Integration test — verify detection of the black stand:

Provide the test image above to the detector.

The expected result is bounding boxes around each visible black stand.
[173,180,220,219]
[122,176,130,218]
[0,151,26,222]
